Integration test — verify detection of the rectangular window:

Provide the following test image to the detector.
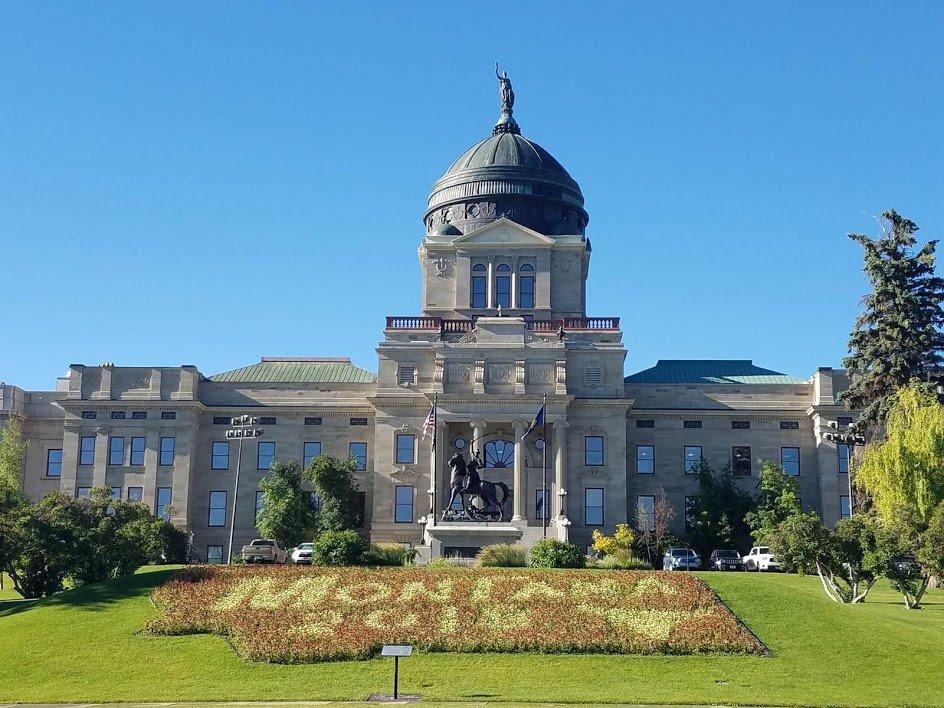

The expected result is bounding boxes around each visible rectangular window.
[255,490,265,525]
[636,495,655,531]
[207,545,224,565]
[156,487,172,520]
[257,416,276,426]
[127,487,143,502]
[496,275,511,308]
[781,447,800,475]
[585,436,604,466]
[398,366,416,385]
[395,485,414,523]
[110,411,126,420]
[161,411,176,420]
[307,491,320,512]
[304,417,323,426]
[46,449,63,477]
[159,436,175,466]
[840,495,851,519]
[208,490,227,527]
[732,446,752,476]
[838,444,850,474]
[684,495,696,532]
[130,436,146,466]
[395,433,415,464]
[350,442,367,470]
[636,419,655,428]
[585,487,604,526]
[211,441,229,470]
[79,436,96,465]
[109,486,122,500]
[76,486,91,499]
[303,441,322,468]
[683,420,702,429]
[684,445,703,474]
[81,410,97,420]
[780,421,800,430]
[213,416,232,425]
[519,276,535,308]
[257,441,275,470]
[471,274,487,308]
[108,436,125,466]
[636,445,654,474]
[132,411,147,420]
[535,488,549,520]
[350,417,368,426]
[355,491,366,527]
[732,420,750,430]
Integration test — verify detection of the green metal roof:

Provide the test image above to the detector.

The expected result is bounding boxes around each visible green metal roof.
[625,360,807,385]
[210,358,376,384]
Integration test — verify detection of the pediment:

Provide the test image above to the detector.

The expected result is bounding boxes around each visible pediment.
[453,218,556,247]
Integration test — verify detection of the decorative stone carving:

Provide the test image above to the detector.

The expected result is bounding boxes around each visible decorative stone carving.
[473,360,485,394]
[529,364,553,384]
[433,358,444,392]
[447,362,470,383]
[555,359,568,395]
[488,363,512,384]
[458,330,477,344]
[433,256,451,278]
[392,465,417,478]
[515,359,526,394]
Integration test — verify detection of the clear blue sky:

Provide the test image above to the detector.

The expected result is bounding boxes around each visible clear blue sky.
[2,2,942,390]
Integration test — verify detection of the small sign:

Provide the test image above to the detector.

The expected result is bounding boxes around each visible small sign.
[381,645,413,657]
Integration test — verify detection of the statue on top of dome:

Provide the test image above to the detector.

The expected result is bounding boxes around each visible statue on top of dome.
[495,63,515,113]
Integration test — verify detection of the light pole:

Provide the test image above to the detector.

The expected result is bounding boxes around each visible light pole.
[823,420,866,516]
[225,415,263,564]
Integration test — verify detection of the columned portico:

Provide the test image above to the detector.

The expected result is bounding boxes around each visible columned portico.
[513,420,527,520]
[552,420,568,520]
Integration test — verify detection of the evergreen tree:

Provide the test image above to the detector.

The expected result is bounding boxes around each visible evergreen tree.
[842,210,944,435]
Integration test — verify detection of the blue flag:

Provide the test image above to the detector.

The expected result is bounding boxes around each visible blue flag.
[522,404,545,439]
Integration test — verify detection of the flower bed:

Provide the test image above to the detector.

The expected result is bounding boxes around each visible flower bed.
[147,566,764,663]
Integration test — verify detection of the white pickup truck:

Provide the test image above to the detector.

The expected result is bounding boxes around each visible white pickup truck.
[742,546,781,572]
[240,539,288,564]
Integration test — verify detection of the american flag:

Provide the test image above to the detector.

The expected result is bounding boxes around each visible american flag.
[421,403,436,448]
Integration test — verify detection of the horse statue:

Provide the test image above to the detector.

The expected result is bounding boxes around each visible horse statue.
[445,450,510,522]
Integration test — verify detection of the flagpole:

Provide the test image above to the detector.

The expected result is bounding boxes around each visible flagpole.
[542,393,548,539]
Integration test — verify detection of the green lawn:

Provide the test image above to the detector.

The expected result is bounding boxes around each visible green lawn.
[0,573,22,600]
[0,566,942,706]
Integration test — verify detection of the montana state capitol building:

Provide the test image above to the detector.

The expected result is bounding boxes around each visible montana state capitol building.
[1,81,856,562]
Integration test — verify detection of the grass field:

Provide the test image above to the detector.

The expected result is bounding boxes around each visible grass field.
[1,566,942,706]
[0,573,22,600]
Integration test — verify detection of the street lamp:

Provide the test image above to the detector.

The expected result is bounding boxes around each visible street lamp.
[823,420,866,517]
[225,415,264,564]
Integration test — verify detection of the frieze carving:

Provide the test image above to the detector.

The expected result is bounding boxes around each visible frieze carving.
[433,256,452,278]
[515,360,526,394]
[433,359,444,391]
[473,360,485,394]
[488,363,513,384]
[392,465,417,478]
[447,363,471,383]
[458,330,477,344]
[529,364,554,384]
[555,359,568,395]
[466,201,496,219]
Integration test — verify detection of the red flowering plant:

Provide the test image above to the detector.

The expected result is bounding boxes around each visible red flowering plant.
[147,566,764,663]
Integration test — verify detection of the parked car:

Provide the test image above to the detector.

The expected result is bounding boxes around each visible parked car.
[662,547,701,571]
[709,549,743,571]
[291,543,314,565]
[742,546,781,572]
[240,538,287,564]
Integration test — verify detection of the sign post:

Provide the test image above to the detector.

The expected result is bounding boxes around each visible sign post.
[380,645,412,699]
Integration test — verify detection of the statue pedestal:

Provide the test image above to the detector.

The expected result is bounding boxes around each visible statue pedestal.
[423,519,525,561]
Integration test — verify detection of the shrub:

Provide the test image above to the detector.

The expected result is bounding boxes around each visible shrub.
[591,554,652,570]
[363,542,416,566]
[425,556,462,568]
[529,539,585,568]
[475,543,527,567]
[311,530,368,566]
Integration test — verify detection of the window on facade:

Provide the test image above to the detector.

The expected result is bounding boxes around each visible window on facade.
[398,366,415,385]
[585,436,604,466]
[257,442,275,470]
[79,436,95,465]
[159,436,175,466]
[46,449,62,477]
[109,486,122,500]
[684,445,703,474]
[781,447,800,476]
[207,545,224,564]
[77,487,91,499]
[484,440,514,468]
[838,444,850,474]
[732,420,750,430]
[208,491,227,527]
[161,411,176,420]
[636,495,655,531]
[840,495,851,519]
[585,364,604,387]
[130,436,146,466]
[350,417,368,426]
[471,263,487,308]
[255,490,265,525]
[395,433,415,464]
[132,411,147,420]
[535,488,549,520]
[495,263,511,308]
[81,410,97,420]
[304,416,323,426]
[732,446,752,476]
[127,487,143,502]
[110,411,126,420]
[684,495,696,532]
[303,441,322,468]
[307,491,320,512]
[636,445,654,474]
[683,420,702,429]
[636,419,655,429]
[258,417,276,426]
[350,442,367,470]
[211,441,229,470]
[519,264,535,309]
[585,488,604,526]
[213,416,232,425]
[108,436,124,466]
[395,485,414,523]
[780,421,800,430]
[355,491,366,527]
[156,487,172,520]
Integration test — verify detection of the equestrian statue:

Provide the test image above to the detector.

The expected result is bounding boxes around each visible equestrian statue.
[444,449,510,522]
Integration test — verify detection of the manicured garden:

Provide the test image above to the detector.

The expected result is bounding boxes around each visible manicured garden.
[2,565,943,706]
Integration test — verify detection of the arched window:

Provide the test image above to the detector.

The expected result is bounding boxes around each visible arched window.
[495,263,511,308]
[518,263,535,309]
[484,439,515,468]
[471,264,487,308]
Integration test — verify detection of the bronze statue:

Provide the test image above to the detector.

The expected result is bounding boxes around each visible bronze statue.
[445,449,510,521]
[496,63,515,113]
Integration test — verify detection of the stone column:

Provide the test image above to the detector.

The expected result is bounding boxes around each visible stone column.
[486,260,495,309]
[552,420,569,519]
[430,420,445,515]
[513,421,527,521]
[470,420,487,459]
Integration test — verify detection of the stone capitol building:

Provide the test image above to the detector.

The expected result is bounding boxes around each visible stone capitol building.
[1,74,856,563]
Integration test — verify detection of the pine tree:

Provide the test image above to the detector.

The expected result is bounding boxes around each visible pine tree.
[842,210,944,435]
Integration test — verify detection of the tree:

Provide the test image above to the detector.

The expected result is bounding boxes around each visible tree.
[635,487,675,565]
[842,210,944,436]
[256,460,315,549]
[591,523,635,559]
[0,417,27,512]
[306,455,362,533]
[916,504,944,587]
[745,461,802,548]
[685,462,755,559]
[310,529,368,566]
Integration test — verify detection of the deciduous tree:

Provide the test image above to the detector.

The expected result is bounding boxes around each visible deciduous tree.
[306,455,362,533]
[256,460,315,549]
[745,461,802,548]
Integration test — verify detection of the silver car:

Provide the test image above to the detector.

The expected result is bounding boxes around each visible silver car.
[663,547,701,571]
